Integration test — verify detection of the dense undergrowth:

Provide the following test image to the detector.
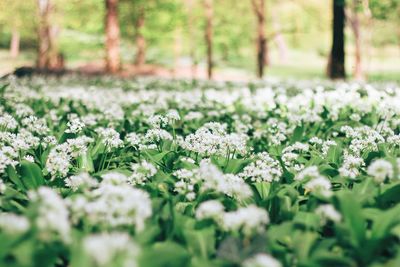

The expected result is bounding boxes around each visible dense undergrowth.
[0,76,399,267]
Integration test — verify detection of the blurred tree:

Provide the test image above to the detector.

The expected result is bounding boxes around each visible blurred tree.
[184,0,198,78]
[347,0,364,80]
[134,5,146,67]
[251,0,267,78]
[37,0,63,70]
[204,0,213,79]
[0,0,35,58]
[328,0,346,79]
[105,0,120,73]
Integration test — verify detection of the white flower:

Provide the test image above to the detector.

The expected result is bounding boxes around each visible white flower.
[65,115,85,134]
[304,176,332,196]
[0,179,6,194]
[0,149,18,174]
[221,205,269,235]
[166,109,180,122]
[23,155,35,162]
[196,200,225,220]
[83,232,139,267]
[200,161,252,200]
[339,153,364,179]
[243,253,282,267]
[125,132,142,148]
[29,187,71,243]
[96,127,123,150]
[367,159,394,183]
[129,160,157,185]
[295,166,322,181]
[0,213,30,234]
[68,173,152,231]
[315,204,341,223]
[0,113,18,130]
[65,172,98,191]
[46,143,71,178]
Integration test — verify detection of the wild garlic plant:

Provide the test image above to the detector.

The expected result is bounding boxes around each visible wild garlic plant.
[0,76,399,267]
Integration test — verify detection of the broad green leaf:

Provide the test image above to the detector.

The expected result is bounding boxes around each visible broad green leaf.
[18,161,45,189]
[139,241,190,267]
[183,227,216,258]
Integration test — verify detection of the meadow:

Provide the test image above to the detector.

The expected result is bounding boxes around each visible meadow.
[0,76,400,267]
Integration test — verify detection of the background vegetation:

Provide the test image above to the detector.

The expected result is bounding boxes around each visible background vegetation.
[0,0,399,80]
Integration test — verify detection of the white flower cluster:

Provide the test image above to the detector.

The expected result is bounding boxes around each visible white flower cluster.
[68,172,152,231]
[65,114,85,134]
[46,136,93,177]
[296,166,332,196]
[242,253,282,267]
[341,126,385,156]
[315,204,342,223]
[0,113,18,130]
[199,161,253,200]
[65,172,99,191]
[239,152,282,183]
[196,200,269,236]
[339,153,365,179]
[28,187,71,243]
[282,142,309,171]
[367,159,394,183]
[83,232,139,267]
[181,122,248,157]
[0,146,18,174]
[96,127,124,150]
[0,213,30,235]
[129,160,157,185]
[173,161,252,201]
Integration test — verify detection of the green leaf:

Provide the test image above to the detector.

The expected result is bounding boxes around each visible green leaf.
[6,165,25,190]
[378,183,400,207]
[77,152,94,172]
[18,161,45,189]
[183,227,216,258]
[224,158,252,174]
[336,192,366,248]
[254,182,271,200]
[326,145,342,164]
[291,125,304,143]
[139,242,190,267]
[293,211,321,230]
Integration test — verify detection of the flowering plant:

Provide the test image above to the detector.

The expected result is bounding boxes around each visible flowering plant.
[0,76,399,267]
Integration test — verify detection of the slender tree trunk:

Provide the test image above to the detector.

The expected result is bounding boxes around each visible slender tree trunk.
[251,0,267,78]
[173,29,182,78]
[328,0,346,79]
[185,0,197,79]
[204,0,213,79]
[10,27,20,58]
[37,0,60,70]
[272,14,288,63]
[349,0,363,80]
[105,0,120,73]
[135,7,146,67]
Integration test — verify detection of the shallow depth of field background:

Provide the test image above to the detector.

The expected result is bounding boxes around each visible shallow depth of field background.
[0,0,399,81]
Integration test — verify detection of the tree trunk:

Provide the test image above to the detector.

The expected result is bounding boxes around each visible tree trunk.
[37,0,61,70]
[10,27,20,58]
[349,0,363,80]
[173,29,182,78]
[105,0,120,73]
[185,0,197,79]
[134,7,146,67]
[328,0,346,79]
[204,0,213,79]
[272,14,288,63]
[251,0,267,78]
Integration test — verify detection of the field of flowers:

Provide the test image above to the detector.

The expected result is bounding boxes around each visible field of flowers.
[0,76,399,267]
